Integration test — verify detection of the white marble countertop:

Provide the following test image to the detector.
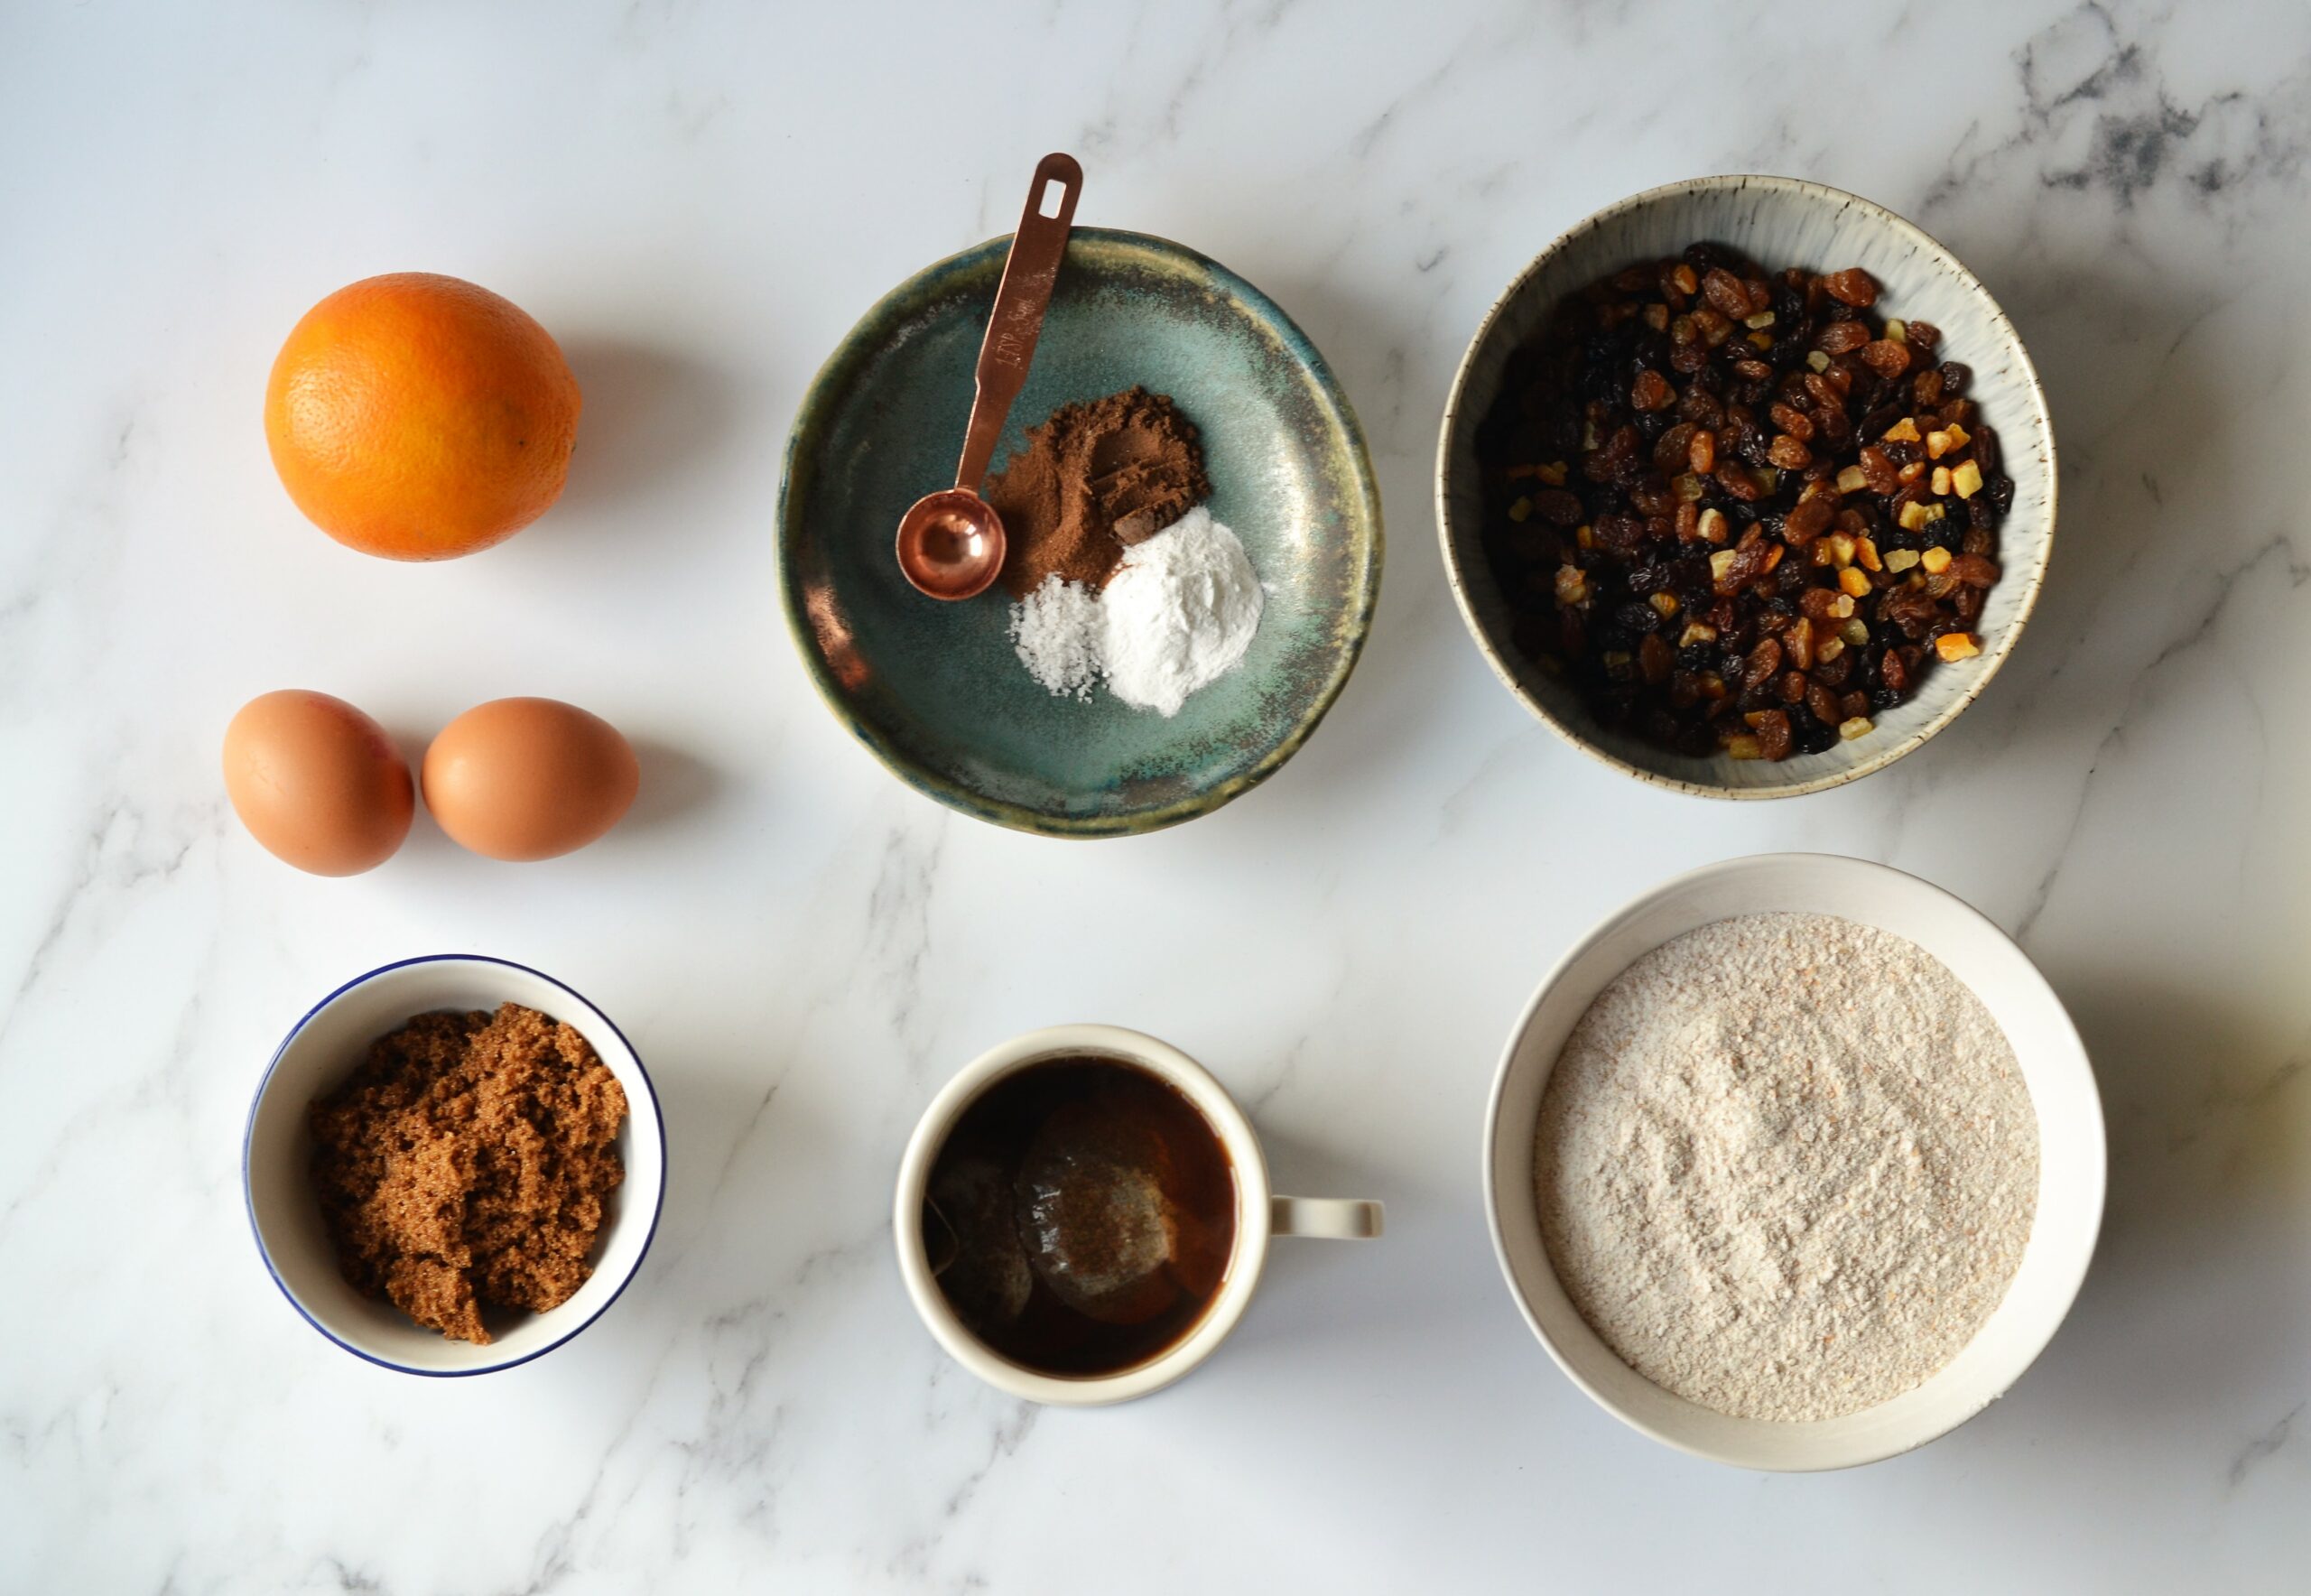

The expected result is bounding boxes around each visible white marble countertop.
[5,1,2308,1589]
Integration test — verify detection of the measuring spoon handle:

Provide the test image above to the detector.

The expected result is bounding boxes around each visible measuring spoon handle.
[954,152,1081,494]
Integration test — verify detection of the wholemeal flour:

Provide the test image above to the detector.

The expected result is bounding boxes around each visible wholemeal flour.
[1533,912,2038,1422]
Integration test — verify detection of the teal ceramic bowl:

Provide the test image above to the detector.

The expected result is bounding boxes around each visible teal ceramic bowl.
[779,227,1381,838]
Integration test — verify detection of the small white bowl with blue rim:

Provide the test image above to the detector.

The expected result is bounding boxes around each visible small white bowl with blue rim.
[244,954,667,1375]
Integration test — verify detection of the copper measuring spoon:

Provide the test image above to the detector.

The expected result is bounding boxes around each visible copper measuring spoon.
[896,153,1083,600]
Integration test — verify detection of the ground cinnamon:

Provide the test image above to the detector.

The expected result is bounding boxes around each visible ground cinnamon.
[988,386,1210,598]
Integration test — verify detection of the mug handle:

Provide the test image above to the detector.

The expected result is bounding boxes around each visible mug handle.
[1270,1195,1384,1239]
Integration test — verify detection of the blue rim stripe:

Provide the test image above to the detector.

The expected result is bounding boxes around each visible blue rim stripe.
[240,953,669,1378]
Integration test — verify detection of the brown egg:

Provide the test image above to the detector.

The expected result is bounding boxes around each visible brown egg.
[422,697,639,861]
[223,691,414,876]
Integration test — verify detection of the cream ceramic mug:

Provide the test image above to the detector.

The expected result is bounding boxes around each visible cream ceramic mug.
[895,1024,1383,1406]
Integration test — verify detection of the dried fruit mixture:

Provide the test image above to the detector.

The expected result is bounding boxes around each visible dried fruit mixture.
[1476,246,2016,761]
[308,1003,628,1343]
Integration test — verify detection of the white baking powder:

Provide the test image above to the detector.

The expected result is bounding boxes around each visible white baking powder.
[1533,912,2039,1422]
[1099,507,1262,717]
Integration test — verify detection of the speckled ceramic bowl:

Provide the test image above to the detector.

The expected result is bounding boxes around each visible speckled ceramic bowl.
[780,227,1381,838]
[1437,176,2056,799]
[1485,854,2104,1470]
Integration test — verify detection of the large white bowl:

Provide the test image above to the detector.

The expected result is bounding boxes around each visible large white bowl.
[1483,853,2103,1470]
[243,955,667,1376]
[1437,175,2057,798]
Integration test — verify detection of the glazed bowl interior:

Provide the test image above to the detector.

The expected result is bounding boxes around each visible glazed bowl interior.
[1484,854,2103,1471]
[244,956,666,1376]
[1437,176,2056,798]
[781,227,1381,838]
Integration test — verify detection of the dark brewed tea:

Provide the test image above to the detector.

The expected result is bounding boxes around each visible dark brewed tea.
[923,1055,1238,1376]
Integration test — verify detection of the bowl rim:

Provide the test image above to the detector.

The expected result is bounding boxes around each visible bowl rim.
[1434,173,2059,799]
[1480,851,2106,1469]
[776,224,1385,839]
[241,952,668,1378]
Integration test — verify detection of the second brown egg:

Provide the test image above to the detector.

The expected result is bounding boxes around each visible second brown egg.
[422,697,639,861]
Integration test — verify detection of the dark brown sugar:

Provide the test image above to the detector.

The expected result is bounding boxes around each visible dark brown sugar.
[307,1003,628,1343]
[988,386,1210,598]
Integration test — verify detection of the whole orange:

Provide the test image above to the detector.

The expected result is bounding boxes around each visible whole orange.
[265,273,581,560]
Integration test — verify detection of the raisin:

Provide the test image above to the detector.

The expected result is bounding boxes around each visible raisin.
[1743,636,1783,691]
[1596,514,1647,554]
[1953,552,2000,588]
[1784,495,1836,544]
[1532,488,1584,526]
[1937,361,1970,395]
[1688,429,1717,473]
[1715,529,1774,593]
[1678,388,1725,428]
[1786,616,1815,670]
[1859,446,1898,495]
[1753,709,1793,760]
[1806,682,1842,728]
[1702,268,1751,320]
[1815,320,1870,355]
[1638,632,1673,683]
[1822,268,1879,308]
[1860,339,1912,379]
[1630,369,1675,412]
[1879,583,1939,639]
[1903,320,1940,351]
[1972,424,2002,476]
[1841,691,1870,720]
[1769,402,1815,441]
[1912,368,1944,408]
[1653,422,1697,473]
[1768,434,1812,469]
